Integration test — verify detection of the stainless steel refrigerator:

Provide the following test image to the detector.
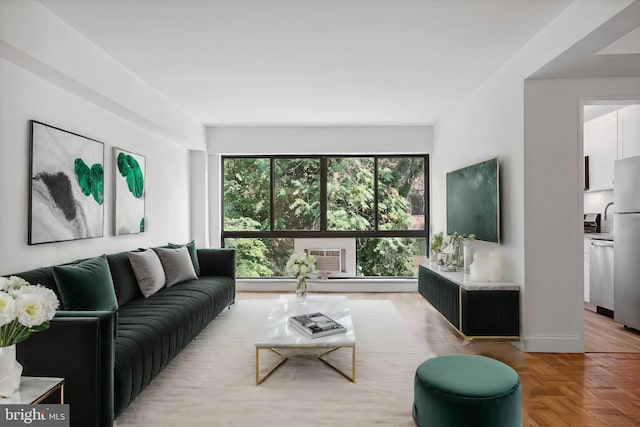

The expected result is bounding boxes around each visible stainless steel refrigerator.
[614,155,640,330]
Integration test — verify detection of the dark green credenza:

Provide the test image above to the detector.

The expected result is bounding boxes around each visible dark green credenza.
[418,264,520,340]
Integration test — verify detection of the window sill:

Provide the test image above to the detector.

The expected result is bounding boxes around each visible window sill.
[236,277,418,293]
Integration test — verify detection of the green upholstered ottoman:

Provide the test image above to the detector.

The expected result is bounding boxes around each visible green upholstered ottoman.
[413,354,522,427]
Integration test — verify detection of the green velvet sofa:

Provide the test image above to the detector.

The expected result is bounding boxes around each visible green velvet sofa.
[13,247,235,427]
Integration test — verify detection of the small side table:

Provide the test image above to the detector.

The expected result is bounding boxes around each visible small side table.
[0,377,64,404]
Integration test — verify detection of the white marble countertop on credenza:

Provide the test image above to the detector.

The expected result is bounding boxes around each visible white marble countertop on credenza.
[421,263,520,291]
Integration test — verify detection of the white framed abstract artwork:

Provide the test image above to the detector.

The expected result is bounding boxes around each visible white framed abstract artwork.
[114,148,146,235]
[29,121,104,245]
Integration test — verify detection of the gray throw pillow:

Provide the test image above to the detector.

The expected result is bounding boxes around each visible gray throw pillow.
[154,246,198,287]
[167,240,200,276]
[128,249,166,298]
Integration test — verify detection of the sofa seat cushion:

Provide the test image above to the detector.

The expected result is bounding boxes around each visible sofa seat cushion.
[113,276,235,417]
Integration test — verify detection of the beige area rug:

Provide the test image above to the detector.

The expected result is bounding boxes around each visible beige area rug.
[115,299,431,427]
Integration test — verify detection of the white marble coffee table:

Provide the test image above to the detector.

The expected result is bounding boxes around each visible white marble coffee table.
[255,295,356,385]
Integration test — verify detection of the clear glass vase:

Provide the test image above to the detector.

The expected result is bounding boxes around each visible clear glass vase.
[296,278,307,303]
[463,240,475,274]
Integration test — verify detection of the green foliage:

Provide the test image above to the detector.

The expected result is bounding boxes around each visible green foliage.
[117,152,144,198]
[431,232,444,255]
[377,158,424,230]
[356,237,417,277]
[223,157,425,277]
[274,159,321,230]
[226,238,275,277]
[327,158,375,231]
[224,159,270,230]
[74,158,104,204]
[442,232,476,267]
[224,218,275,277]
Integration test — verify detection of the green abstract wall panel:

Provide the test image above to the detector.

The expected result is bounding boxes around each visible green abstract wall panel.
[29,121,105,244]
[114,148,146,235]
[446,157,500,243]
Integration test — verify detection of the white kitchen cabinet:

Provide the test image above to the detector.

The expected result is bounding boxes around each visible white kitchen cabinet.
[619,105,640,159]
[585,111,618,191]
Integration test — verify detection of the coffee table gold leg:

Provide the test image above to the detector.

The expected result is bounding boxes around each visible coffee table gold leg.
[317,346,356,383]
[256,347,287,385]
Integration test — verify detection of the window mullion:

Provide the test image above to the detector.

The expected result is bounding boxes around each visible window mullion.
[374,156,379,232]
[270,158,275,231]
[320,156,327,232]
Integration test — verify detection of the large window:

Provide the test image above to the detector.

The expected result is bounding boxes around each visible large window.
[222,155,428,278]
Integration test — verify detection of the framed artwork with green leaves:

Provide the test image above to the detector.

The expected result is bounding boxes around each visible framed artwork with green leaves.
[29,121,104,245]
[114,148,145,235]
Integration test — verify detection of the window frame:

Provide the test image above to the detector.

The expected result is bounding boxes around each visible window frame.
[221,154,429,243]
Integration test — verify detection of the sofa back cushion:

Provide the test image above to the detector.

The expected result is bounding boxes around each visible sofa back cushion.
[107,252,143,305]
[53,254,118,311]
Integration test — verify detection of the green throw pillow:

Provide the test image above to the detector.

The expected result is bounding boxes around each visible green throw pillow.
[168,240,200,276]
[53,254,118,311]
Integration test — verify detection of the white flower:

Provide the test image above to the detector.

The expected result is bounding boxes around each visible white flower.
[15,284,58,320]
[0,277,59,347]
[1,276,29,297]
[15,294,48,328]
[0,293,16,327]
[8,276,29,287]
[285,252,317,279]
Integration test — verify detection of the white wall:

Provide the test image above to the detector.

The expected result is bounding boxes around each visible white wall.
[0,59,194,274]
[207,126,433,155]
[0,0,201,274]
[524,77,640,352]
[189,150,209,248]
[207,154,223,248]
[0,0,205,149]
[432,0,634,352]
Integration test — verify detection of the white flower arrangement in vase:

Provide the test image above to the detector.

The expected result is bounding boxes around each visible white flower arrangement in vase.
[285,252,317,302]
[0,276,59,397]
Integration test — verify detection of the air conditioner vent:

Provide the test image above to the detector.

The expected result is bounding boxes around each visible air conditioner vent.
[305,249,344,274]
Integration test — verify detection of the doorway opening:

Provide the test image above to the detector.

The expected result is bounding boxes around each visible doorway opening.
[581,99,640,353]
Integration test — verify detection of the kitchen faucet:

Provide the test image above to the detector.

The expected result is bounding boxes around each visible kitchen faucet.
[604,202,614,220]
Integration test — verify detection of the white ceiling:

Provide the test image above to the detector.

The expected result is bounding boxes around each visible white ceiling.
[38,0,574,126]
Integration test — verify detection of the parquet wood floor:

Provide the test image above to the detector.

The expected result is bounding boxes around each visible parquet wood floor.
[237,291,640,426]
[585,308,640,353]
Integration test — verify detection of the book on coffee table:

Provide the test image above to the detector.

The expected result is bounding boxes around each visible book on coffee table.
[289,312,346,339]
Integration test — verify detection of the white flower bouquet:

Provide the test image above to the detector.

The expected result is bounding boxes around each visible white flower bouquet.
[285,252,317,279]
[0,276,59,347]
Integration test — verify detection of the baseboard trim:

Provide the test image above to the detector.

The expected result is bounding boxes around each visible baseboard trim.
[518,335,584,353]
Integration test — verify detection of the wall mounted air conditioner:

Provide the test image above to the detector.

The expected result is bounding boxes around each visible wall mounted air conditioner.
[306,249,344,275]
